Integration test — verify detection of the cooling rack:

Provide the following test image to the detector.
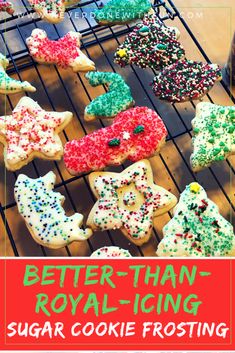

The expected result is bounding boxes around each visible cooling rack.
[0,0,234,257]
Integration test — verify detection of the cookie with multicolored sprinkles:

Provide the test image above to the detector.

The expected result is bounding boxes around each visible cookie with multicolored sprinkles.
[114,13,185,70]
[91,246,132,257]
[152,60,222,102]
[87,160,177,246]
[0,97,73,171]
[191,102,235,171]
[84,71,134,121]
[64,106,167,175]
[15,172,92,249]
[0,0,14,14]
[0,53,36,94]
[94,0,153,25]
[28,0,80,23]
[156,182,235,257]
[26,29,95,72]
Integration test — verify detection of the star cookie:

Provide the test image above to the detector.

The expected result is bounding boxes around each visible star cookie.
[114,13,185,70]
[91,246,131,257]
[0,0,14,14]
[0,97,73,171]
[28,0,80,23]
[0,53,36,94]
[190,102,235,171]
[15,172,92,249]
[26,29,95,72]
[152,60,222,102]
[87,160,177,245]
[64,106,167,175]
[84,71,134,121]
[156,182,235,257]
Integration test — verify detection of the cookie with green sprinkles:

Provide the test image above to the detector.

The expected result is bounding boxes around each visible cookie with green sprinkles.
[191,102,235,171]
[14,172,92,249]
[84,71,134,121]
[0,53,36,94]
[114,13,185,70]
[156,182,235,257]
[91,246,132,257]
[152,60,222,102]
[94,0,153,25]
[87,159,177,246]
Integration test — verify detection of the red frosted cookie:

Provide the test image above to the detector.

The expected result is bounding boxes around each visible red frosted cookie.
[64,106,167,175]
[0,0,14,14]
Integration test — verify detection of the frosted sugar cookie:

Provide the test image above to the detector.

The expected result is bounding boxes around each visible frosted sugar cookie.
[0,0,14,14]
[91,246,131,257]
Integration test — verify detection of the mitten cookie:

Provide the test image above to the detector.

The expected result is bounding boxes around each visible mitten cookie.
[0,0,14,14]
[152,60,222,102]
[91,246,131,257]
[84,71,134,121]
[0,97,73,171]
[191,102,235,171]
[87,160,177,246]
[15,172,92,249]
[28,0,80,23]
[156,182,235,257]
[114,13,185,70]
[26,29,95,72]
[0,53,36,94]
[64,106,167,175]
[94,0,152,25]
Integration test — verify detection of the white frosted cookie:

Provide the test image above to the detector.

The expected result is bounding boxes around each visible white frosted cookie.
[26,29,95,72]
[156,182,235,257]
[191,102,235,171]
[87,160,177,246]
[0,97,73,171]
[0,0,14,14]
[91,246,131,258]
[0,53,36,94]
[15,172,92,249]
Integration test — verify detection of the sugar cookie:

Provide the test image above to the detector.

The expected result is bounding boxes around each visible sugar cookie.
[84,71,134,121]
[26,29,95,72]
[91,246,131,257]
[0,0,14,14]
[64,106,167,175]
[191,102,235,171]
[0,97,73,171]
[114,13,185,70]
[0,53,36,94]
[87,160,177,246]
[152,60,222,102]
[156,182,235,257]
[15,172,92,249]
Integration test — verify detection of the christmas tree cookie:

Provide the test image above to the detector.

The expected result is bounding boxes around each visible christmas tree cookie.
[84,71,134,121]
[156,182,235,257]
[191,102,235,171]
[87,160,177,246]
[0,0,14,14]
[94,0,153,25]
[152,60,222,102]
[114,13,185,70]
[15,172,92,249]
[0,53,36,94]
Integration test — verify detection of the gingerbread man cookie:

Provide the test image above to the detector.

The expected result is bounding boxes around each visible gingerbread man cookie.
[0,0,14,14]
[91,246,132,257]
[0,53,36,94]
[156,182,235,257]
[87,160,177,246]
[64,106,167,175]
[114,13,185,70]
[84,71,134,121]
[26,29,95,72]
[191,102,235,171]
[0,97,73,171]
[15,172,92,249]
[28,0,80,23]
[152,60,222,102]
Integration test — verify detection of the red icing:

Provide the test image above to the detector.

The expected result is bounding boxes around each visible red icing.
[64,106,167,174]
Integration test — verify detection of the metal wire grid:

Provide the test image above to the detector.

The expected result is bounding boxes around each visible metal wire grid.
[0,0,234,257]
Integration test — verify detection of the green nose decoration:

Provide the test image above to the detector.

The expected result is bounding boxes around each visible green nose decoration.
[138,26,150,36]
[155,43,168,51]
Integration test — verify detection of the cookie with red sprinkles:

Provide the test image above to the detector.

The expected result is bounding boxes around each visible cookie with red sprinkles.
[156,182,235,257]
[0,0,14,14]
[26,29,95,72]
[91,246,131,257]
[152,60,222,102]
[87,160,177,245]
[114,13,185,70]
[64,106,167,175]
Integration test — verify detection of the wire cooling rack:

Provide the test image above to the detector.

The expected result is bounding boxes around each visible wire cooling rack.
[0,0,234,257]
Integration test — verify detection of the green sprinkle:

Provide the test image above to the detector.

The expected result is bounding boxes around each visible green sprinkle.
[108,138,121,147]
[133,125,145,134]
